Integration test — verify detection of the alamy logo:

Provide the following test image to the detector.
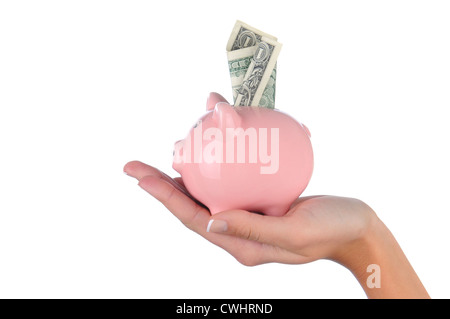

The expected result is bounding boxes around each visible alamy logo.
[366,264,381,289]
[173,121,280,174]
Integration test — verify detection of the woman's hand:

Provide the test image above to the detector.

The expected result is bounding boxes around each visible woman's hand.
[123,161,373,266]
[124,160,429,298]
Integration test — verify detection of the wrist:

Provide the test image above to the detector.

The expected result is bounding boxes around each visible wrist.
[330,209,430,298]
[331,210,386,281]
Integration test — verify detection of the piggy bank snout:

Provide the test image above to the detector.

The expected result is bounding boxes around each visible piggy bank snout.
[174,139,183,148]
[172,140,184,173]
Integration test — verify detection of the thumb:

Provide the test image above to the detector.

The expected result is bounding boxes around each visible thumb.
[206,210,291,247]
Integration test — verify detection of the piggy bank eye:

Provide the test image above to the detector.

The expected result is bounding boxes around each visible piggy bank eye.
[193,120,202,128]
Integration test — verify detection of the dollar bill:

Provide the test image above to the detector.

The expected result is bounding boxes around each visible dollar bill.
[259,62,277,108]
[226,21,281,108]
[234,37,281,107]
[226,20,277,52]
[227,46,257,104]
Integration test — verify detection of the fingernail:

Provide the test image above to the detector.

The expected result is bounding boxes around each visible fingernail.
[207,219,228,233]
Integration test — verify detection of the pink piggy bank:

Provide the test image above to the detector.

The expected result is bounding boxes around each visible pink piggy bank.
[172,92,313,217]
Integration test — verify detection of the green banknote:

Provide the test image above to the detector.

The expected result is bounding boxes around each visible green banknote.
[226,20,282,109]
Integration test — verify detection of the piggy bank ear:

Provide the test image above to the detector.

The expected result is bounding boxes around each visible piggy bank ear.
[206,92,229,111]
[212,102,241,128]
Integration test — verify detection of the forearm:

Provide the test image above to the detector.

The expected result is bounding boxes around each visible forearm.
[334,216,430,299]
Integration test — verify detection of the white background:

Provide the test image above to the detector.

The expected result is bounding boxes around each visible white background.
[1,0,449,299]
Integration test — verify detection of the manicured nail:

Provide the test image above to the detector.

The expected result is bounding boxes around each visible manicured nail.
[207,219,228,233]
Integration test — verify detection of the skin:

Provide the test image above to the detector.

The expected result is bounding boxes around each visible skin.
[123,160,430,299]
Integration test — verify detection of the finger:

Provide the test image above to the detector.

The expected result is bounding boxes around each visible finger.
[124,161,194,199]
[206,210,294,249]
[123,161,161,180]
[138,175,210,234]
[137,175,266,261]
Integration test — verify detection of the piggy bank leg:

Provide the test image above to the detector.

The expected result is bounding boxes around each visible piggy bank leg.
[263,204,291,217]
[209,204,291,217]
[208,206,228,216]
